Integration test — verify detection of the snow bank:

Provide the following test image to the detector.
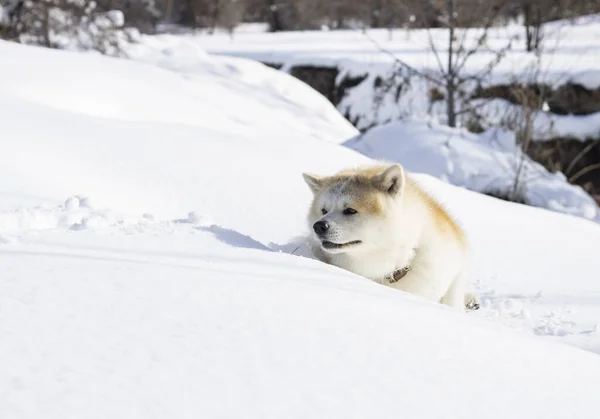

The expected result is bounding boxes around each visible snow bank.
[345,119,599,220]
[0,39,356,143]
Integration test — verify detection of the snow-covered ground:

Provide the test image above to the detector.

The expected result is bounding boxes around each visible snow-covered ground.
[2,40,600,418]
[195,15,600,138]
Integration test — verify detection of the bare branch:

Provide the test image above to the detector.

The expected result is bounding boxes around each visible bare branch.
[454,6,504,75]
[426,28,448,79]
[361,30,444,86]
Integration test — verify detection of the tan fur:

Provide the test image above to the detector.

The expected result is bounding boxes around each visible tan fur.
[407,176,467,247]
[303,162,477,311]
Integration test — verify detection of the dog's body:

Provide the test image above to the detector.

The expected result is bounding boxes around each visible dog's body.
[303,163,476,311]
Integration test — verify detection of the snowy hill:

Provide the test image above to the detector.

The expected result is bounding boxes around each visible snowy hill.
[2,40,600,418]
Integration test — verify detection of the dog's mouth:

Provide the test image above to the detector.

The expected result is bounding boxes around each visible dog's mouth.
[321,240,362,250]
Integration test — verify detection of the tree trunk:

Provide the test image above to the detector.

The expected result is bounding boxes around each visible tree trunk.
[371,5,381,28]
[524,3,533,52]
[446,0,456,127]
[268,0,283,32]
[208,0,220,33]
[165,0,175,23]
[533,5,542,51]
[42,5,51,48]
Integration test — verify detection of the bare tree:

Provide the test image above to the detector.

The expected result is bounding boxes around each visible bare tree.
[366,0,513,128]
[470,54,557,201]
[423,0,513,127]
[508,0,600,52]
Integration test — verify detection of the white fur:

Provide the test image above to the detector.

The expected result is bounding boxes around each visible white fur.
[303,163,473,311]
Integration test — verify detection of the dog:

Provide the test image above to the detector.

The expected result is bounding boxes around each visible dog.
[303,162,478,311]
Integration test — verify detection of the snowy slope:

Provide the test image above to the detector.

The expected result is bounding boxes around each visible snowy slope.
[2,40,600,418]
[0,39,356,144]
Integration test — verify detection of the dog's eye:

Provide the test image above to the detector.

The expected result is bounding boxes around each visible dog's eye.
[343,208,357,215]
[321,208,328,215]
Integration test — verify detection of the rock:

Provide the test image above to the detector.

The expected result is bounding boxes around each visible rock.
[474,83,600,116]
[472,84,550,109]
[527,138,600,194]
[289,65,339,103]
[547,83,600,116]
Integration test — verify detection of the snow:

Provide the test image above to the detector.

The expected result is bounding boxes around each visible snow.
[2,39,600,418]
[0,40,355,145]
[473,98,600,141]
[0,40,358,238]
[96,10,125,29]
[198,15,600,89]
[344,119,599,220]
[5,228,600,419]
[195,15,600,139]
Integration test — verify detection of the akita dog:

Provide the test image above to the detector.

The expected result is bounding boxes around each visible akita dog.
[303,163,478,311]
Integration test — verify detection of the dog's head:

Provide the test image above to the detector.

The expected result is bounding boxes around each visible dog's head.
[302,164,405,254]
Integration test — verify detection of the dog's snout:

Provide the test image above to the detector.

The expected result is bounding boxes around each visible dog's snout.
[313,220,329,235]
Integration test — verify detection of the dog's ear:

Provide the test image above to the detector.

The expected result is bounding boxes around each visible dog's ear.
[302,173,325,194]
[375,164,405,195]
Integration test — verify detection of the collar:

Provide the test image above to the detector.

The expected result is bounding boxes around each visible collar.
[387,266,411,284]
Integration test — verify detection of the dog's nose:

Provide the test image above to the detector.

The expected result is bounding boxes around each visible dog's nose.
[313,220,329,235]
